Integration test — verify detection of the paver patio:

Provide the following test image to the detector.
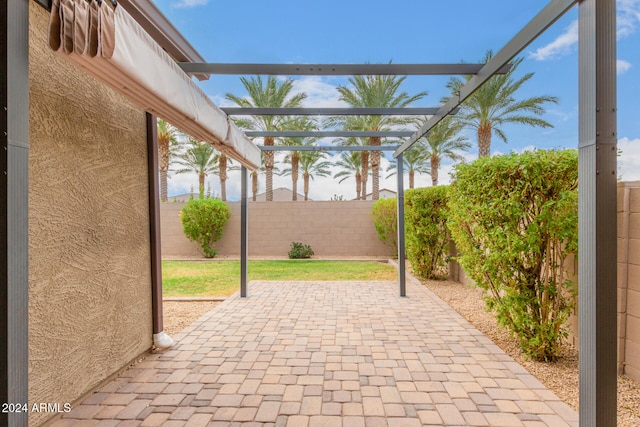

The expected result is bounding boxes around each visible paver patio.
[51,279,578,426]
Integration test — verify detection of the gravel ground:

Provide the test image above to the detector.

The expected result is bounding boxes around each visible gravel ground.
[163,300,222,337]
[162,281,640,426]
[421,278,640,427]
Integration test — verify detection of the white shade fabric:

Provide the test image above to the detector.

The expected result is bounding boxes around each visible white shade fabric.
[48,0,261,170]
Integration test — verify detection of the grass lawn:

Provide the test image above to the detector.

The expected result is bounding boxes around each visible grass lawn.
[162,260,397,297]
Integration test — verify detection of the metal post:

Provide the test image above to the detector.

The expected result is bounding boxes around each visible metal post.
[1,0,29,424]
[396,154,406,297]
[578,0,618,425]
[147,113,163,335]
[240,166,248,298]
[146,113,173,349]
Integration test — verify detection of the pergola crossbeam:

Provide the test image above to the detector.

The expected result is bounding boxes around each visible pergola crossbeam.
[223,107,453,116]
[395,0,579,157]
[179,63,512,76]
[258,145,400,152]
[247,131,412,138]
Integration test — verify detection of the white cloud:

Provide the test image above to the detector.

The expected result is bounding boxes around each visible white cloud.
[171,0,208,8]
[618,137,640,182]
[618,59,632,74]
[291,77,348,108]
[531,1,640,61]
[547,108,573,123]
[618,0,640,38]
[529,20,579,61]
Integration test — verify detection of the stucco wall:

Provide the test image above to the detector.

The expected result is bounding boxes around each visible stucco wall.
[161,201,393,257]
[28,3,153,425]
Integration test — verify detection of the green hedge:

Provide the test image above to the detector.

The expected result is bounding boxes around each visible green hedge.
[448,149,578,361]
[405,186,450,280]
[180,198,231,258]
[371,198,397,254]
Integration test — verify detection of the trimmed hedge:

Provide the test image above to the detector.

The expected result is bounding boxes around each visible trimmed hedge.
[371,198,397,254]
[180,198,231,258]
[405,186,450,280]
[448,149,578,361]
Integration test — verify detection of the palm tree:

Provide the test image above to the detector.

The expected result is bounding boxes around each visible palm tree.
[446,51,558,157]
[279,118,317,201]
[213,153,232,201]
[282,151,331,201]
[421,116,471,186]
[336,134,371,200]
[157,119,180,202]
[225,76,306,201]
[386,140,431,189]
[334,151,362,200]
[173,138,218,199]
[328,73,427,199]
[228,160,264,201]
[251,169,261,201]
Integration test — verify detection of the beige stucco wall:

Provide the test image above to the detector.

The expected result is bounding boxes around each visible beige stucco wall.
[161,201,393,257]
[28,3,153,425]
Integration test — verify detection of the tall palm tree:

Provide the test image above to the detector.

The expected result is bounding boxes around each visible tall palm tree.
[227,159,264,202]
[173,138,218,199]
[328,73,427,199]
[336,134,371,200]
[446,51,558,157]
[281,151,331,201]
[213,153,233,201]
[421,116,471,186]
[279,118,317,201]
[157,119,180,202]
[225,76,306,201]
[386,140,431,189]
[334,151,362,200]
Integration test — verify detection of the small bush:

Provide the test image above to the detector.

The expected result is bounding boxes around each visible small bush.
[180,198,231,258]
[288,242,314,259]
[371,198,397,254]
[405,186,450,280]
[448,149,578,361]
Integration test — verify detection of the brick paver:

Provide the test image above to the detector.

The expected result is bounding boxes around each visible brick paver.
[50,280,578,426]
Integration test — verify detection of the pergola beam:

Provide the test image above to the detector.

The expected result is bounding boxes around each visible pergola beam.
[395,0,578,157]
[179,63,512,76]
[223,107,452,116]
[258,145,400,152]
[247,131,412,138]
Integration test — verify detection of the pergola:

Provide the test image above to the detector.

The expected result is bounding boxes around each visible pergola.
[2,1,617,426]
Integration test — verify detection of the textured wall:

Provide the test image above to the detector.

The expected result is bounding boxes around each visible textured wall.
[161,201,394,257]
[28,3,152,425]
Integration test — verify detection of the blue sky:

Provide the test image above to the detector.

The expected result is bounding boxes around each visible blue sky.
[153,0,640,200]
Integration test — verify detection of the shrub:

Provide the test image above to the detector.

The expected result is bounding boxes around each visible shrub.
[180,198,231,258]
[448,149,578,361]
[289,242,314,259]
[371,198,397,254]
[405,186,450,280]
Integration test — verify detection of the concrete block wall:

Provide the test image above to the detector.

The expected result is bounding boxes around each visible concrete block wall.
[621,182,640,381]
[161,200,393,258]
